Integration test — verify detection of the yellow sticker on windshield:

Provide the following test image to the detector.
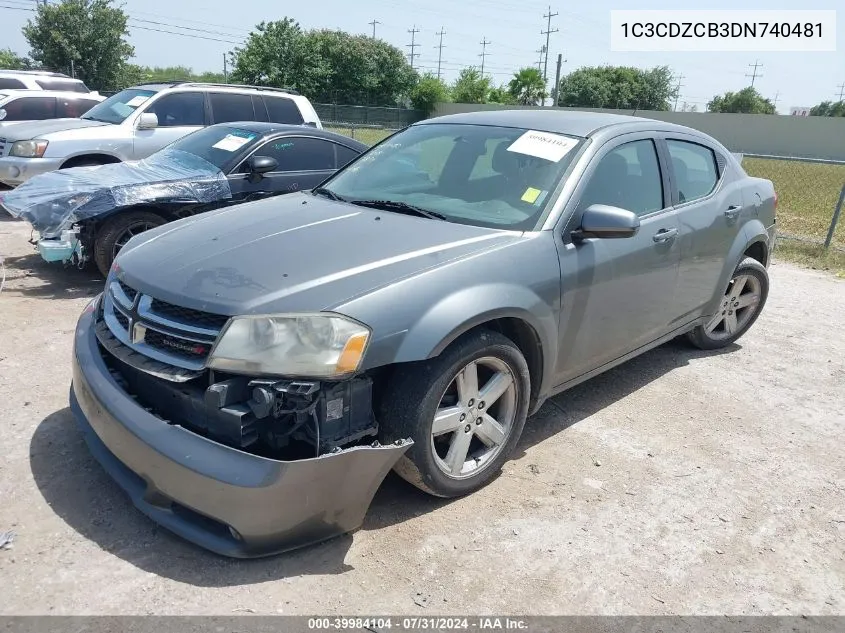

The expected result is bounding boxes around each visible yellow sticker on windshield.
[521,187,542,203]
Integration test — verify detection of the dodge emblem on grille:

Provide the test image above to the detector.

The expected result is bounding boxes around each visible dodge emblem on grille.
[131,323,147,345]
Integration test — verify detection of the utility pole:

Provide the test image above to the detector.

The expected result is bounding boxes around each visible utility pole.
[535,46,545,72]
[406,26,420,69]
[368,19,381,39]
[837,82,845,102]
[673,74,685,111]
[746,60,763,87]
[772,90,780,111]
[223,53,228,82]
[541,6,559,85]
[551,53,564,107]
[479,37,491,76]
[435,28,446,80]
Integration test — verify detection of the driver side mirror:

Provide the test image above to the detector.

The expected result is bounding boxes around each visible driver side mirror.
[572,204,640,240]
[137,112,158,130]
[246,155,278,183]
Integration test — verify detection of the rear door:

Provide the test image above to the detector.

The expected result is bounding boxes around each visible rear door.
[554,133,681,384]
[661,134,746,323]
[226,135,342,202]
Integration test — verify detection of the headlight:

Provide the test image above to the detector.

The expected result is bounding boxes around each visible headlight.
[207,313,370,378]
[10,140,49,158]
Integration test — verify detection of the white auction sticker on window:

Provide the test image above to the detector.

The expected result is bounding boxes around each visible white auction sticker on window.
[126,95,150,107]
[212,134,252,152]
[507,130,579,162]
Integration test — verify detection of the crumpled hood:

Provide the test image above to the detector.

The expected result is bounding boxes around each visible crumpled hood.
[0,117,108,141]
[117,193,523,315]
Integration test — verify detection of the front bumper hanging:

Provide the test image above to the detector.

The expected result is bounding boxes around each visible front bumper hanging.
[70,304,412,558]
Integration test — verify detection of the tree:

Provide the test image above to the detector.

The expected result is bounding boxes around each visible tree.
[0,48,35,70]
[707,87,775,114]
[508,67,546,106]
[410,74,449,115]
[230,19,314,91]
[488,84,517,105]
[557,65,676,110]
[23,0,134,91]
[451,67,490,104]
[810,101,845,117]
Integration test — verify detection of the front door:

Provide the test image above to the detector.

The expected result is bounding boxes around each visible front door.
[132,91,206,159]
[554,135,681,385]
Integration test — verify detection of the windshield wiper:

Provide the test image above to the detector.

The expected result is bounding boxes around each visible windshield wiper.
[349,199,447,221]
[80,116,112,124]
[312,187,346,202]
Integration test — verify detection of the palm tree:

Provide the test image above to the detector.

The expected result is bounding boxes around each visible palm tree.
[508,67,547,106]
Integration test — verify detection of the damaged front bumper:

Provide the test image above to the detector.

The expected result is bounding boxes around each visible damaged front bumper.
[70,303,412,558]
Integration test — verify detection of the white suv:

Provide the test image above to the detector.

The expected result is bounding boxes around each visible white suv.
[0,90,104,124]
[0,70,93,94]
[0,82,322,187]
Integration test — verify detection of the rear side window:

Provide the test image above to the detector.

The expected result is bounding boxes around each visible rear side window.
[209,92,254,123]
[34,78,90,93]
[57,97,101,118]
[667,140,719,203]
[0,78,26,90]
[264,96,304,124]
[0,96,57,121]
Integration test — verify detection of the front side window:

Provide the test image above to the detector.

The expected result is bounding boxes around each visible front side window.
[81,88,157,124]
[0,96,56,121]
[145,92,205,127]
[244,136,336,172]
[578,139,664,217]
[667,139,719,203]
[322,123,584,230]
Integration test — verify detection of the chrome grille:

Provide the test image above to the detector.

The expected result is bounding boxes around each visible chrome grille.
[100,279,229,376]
[0,138,7,157]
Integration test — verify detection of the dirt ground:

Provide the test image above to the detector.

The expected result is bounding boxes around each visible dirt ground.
[0,213,843,616]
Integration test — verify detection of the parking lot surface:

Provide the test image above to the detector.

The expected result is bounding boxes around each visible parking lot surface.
[1,215,843,615]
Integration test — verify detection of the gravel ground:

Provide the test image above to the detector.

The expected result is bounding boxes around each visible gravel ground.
[0,214,843,616]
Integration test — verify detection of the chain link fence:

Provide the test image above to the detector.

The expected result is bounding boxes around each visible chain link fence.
[740,154,845,251]
[315,103,423,147]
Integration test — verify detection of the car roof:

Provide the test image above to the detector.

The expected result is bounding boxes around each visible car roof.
[208,122,368,147]
[0,89,103,100]
[421,109,693,138]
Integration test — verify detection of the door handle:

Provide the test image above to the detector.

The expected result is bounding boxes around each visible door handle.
[724,205,742,220]
[652,228,678,243]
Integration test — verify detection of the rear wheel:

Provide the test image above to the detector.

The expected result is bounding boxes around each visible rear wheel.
[688,257,769,350]
[378,330,530,498]
[93,210,166,277]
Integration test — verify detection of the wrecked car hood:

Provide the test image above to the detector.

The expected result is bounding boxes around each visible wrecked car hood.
[0,149,232,235]
[0,117,108,141]
[116,193,523,314]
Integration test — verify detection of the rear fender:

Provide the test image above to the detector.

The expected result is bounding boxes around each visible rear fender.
[705,217,769,313]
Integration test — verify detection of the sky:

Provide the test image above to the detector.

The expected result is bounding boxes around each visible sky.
[1,0,843,113]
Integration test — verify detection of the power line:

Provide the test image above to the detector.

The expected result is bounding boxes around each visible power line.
[746,59,763,87]
[368,19,381,39]
[406,25,420,69]
[434,27,446,80]
[129,23,243,45]
[541,5,559,84]
[479,37,491,76]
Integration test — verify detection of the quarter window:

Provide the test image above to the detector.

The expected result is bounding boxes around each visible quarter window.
[666,140,719,203]
[0,78,26,90]
[579,139,664,216]
[264,96,304,124]
[146,92,205,127]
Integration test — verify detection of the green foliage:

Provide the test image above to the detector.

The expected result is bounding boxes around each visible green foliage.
[410,74,450,115]
[451,67,491,104]
[0,48,35,70]
[810,101,845,117]
[22,0,134,91]
[707,87,775,114]
[230,20,417,105]
[488,84,517,105]
[557,65,676,110]
[508,67,546,106]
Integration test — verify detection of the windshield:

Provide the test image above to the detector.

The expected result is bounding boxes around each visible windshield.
[166,125,260,170]
[81,88,157,124]
[321,123,584,231]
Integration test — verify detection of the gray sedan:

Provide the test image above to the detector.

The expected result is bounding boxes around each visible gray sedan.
[69,109,776,556]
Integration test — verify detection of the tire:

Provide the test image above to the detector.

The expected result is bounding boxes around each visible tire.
[687,256,769,350]
[378,329,531,498]
[93,210,166,277]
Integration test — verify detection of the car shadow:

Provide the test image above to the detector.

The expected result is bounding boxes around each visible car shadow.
[1,252,103,300]
[29,338,740,584]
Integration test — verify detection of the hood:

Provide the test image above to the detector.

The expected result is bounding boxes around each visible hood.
[0,118,108,141]
[117,193,523,315]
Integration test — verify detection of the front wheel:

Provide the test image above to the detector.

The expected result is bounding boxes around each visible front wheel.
[688,256,769,350]
[93,210,166,277]
[378,330,531,498]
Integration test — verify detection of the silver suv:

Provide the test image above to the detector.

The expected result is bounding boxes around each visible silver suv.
[0,70,93,93]
[0,82,321,187]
